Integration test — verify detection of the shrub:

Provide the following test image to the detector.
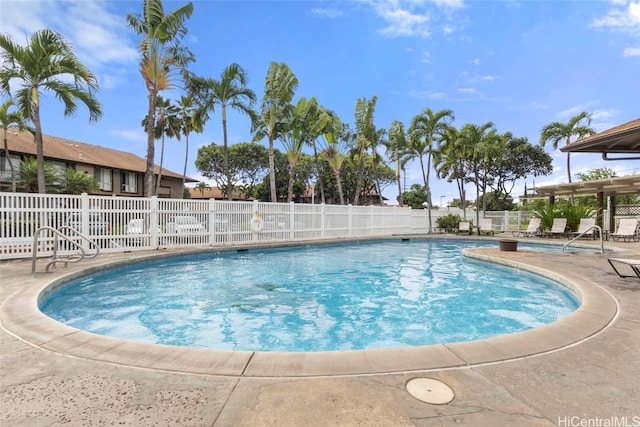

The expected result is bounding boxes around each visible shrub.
[436,213,463,233]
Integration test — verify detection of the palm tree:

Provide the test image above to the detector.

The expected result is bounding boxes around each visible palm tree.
[195,181,209,197]
[17,157,58,193]
[386,120,411,206]
[0,29,102,193]
[322,117,346,205]
[186,64,257,200]
[408,108,454,232]
[458,122,500,226]
[176,95,203,197]
[435,125,468,218]
[353,96,378,206]
[127,0,194,197]
[540,111,595,183]
[252,62,298,202]
[154,97,181,195]
[0,99,31,192]
[59,168,99,194]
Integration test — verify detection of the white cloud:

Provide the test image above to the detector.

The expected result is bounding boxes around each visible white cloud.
[470,58,481,66]
[365,0,466,38]
[111,129,145,143]
[312,8,344,19]
[457,87,478,94]
[556,104,593,119]
[622,46,640,55]
[377,5,431,38]
[0,0,138,87]
[421,52,431,63]
[591,1,640,35]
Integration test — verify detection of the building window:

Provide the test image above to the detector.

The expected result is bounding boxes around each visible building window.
[95,167,112,191]
[0,153,20,182]
[121,172,137,193]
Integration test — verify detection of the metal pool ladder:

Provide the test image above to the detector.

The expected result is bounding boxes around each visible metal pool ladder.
[31,226,100,273]
[563,225,604,253]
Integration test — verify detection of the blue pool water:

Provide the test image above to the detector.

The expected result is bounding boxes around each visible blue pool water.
[40,240,579,352]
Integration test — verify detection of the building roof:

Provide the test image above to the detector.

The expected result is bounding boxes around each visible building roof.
[2,127,195,181]
[188,186,253,200]
[534,174,640,197]
[560,118,640,159]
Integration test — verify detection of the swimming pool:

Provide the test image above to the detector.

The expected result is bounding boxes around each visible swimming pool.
[40,239,579,352]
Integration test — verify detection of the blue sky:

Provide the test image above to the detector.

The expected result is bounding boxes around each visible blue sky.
[1,0,639,205]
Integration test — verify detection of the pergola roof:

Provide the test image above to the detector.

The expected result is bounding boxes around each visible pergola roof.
[534,174,640,197]
[561,118,640,159]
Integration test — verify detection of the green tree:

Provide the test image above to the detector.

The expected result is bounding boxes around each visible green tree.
[458,122,501,225]
[408,108,454,231]
[402,184,428,209]
[195,181,209,197]
[435,125,470,218]
[386,120,411,206]
[195,142,270,199]
[488,133,552,208]
[352,96,379,205]
[142,96,181,196]
[540,111,595,183]
[252,62,298,202]
[58,168,99,194]
[186,63,257,200]
[0,29,102,194]
[17,157,58,193]
[176,95,204,197]
[577,167,617,181]
[323,120,347,205]
[127,0,194,196]
[0,98,31,192]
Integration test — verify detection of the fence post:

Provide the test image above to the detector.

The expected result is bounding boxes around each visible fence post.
[150,196,159,249]
[289,202,295,240]
[321,203,326,238]
[208,198,216,246]
[503,210,509,232]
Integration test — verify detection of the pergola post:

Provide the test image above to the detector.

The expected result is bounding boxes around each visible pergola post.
[608,195,616,233]
[596,192,604,229]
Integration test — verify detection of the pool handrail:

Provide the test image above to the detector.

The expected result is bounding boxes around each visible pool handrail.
[563,225,603,253]
[31,226,100,273]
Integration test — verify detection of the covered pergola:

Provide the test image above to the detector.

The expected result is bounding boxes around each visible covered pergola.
[534,118,640,230]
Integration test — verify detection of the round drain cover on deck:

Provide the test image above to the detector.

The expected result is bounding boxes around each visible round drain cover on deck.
[406,378,454,405]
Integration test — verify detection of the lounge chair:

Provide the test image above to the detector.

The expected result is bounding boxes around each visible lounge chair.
[608,258,640,279]
[513,218,541,237]
[458,221,471,235]
[544,218,567,238]
[610,218,639,242]
[478,218,494,236]
[568,218,596,240]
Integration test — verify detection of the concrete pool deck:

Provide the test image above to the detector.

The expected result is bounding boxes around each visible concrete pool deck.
[1,235,639,425]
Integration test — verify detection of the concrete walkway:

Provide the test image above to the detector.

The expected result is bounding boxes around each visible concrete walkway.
[1,236,639,426]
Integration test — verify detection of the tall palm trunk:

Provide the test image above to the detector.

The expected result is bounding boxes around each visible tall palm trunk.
[3,131,17,192]
[144,91,157,197]
[222,106,233,200]
[155,133,165,196]
[353,150,366,205]
[312,142,325,204]
[30,88,47,194]
[566,137,572,183]
[286,162,298,202]
[268,134,277,202]
[425,147,433,233]
[181,132,189,198]
[395,159,402,206]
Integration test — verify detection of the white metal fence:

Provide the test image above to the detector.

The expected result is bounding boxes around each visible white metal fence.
[1,192,540,261]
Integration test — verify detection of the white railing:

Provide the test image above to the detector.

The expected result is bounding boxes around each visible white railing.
[1,192,543,260]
